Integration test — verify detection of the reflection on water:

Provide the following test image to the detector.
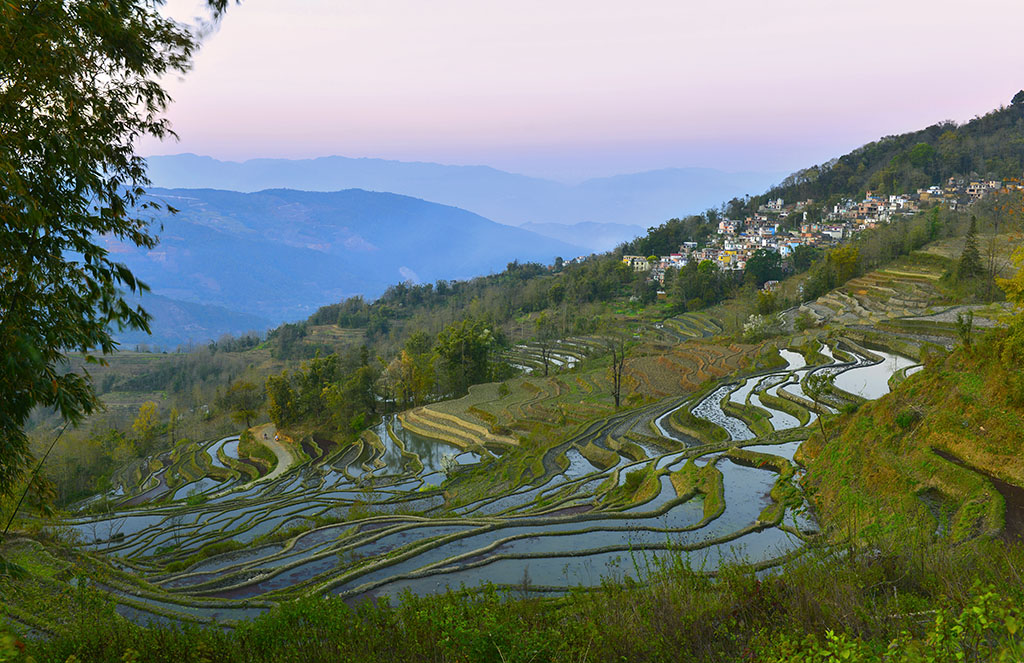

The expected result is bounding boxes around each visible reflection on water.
[832,350,916,399]
[692,384,754,442]
[375,417,478,474]
[60,341,923,624]
[779,349,806,370]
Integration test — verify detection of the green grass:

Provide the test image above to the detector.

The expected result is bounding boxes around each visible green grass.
[669,402,730,444]
[721,399,774,437]
[578,441,619,470]
[801,329,1024,542]
[11,528,1024,663]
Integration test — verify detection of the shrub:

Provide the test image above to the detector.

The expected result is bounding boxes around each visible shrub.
[795,310,817,331]
[743,313,784,342]
[895,408,921,430]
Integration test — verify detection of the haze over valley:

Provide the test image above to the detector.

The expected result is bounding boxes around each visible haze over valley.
[124,159,780,345]
[114,187,588,342]
[6,1,1024,660]
[146,153,782,229]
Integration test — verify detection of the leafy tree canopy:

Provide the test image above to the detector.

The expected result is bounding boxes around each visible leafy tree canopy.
[0,0,225,498]
[745,248,783,287]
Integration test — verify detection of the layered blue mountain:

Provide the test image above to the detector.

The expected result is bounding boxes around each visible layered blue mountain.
[111,188,586,331]
[146,154,782,230]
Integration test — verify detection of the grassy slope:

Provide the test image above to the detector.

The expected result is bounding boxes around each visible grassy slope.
[800,331,1024,542]
[6,527,1024,662]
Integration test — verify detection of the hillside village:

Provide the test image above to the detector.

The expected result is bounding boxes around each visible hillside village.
[623,175,1023,285]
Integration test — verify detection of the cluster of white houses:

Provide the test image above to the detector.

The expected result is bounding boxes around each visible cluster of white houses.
[623,176,1023,285]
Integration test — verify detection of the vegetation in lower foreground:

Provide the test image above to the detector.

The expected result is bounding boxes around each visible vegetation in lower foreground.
[3,324,1024,661]
[2,531,1022,662]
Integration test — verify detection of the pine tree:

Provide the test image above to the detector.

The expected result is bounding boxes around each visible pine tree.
[957,216,984,281]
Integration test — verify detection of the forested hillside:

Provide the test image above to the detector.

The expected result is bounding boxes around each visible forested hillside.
[750,92,1024,207]
[624,92,1024,258]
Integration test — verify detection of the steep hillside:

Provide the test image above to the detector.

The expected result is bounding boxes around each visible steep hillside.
[800,329,1024,543]
[751,92,1024,206]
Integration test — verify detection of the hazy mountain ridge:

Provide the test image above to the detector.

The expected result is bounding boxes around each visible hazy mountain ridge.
[146,154,782,229]
[112,187,585,340]
[116,292,271,349]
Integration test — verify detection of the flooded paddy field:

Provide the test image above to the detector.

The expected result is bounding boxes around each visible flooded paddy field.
[59,339,919,624]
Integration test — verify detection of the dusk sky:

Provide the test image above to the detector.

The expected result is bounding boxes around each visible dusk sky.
[144,0,1024,182]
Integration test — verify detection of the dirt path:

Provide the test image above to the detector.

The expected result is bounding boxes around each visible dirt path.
[249,424,295,483]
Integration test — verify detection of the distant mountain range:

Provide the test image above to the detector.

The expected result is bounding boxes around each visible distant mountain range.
[110,188,586,343]
[146,154,782,229]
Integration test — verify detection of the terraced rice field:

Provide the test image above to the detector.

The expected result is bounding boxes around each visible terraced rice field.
[798,260,947,328]
[55,338,918,627]
[793,259,1018,351]
[501,336,605,374]
[409,338,784,453]
[654,312,724,342]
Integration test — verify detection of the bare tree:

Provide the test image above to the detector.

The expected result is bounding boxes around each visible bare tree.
[606,335,628,409]
[804,371,835,445]
[535,312,558,377]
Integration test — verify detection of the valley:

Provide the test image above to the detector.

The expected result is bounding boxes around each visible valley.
[5,21,1024,657]
[26,333,912,628]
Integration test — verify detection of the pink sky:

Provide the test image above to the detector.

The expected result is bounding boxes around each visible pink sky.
[142,0,1024,181]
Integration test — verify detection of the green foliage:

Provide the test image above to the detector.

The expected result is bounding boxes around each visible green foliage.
[269,322,331,360]
[994,243,1024,362]
[130,401,159,446]
[0,0,211,499]
[218,381,264,429]
[746,248,784,287]
[955,311,975,348]
[435,319,498,397]
[624,213,715,257]
[895,409,921,430]
[795,310,818,331]
[742,313,784,342]
[266,350,378,434]
[956,217,985,281]
[757,290,779,315]
[791,244,821,273]
[748,96,1024,207]
[762,585,1024,662]
[803,245,862,301]
[670,259,734,312]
